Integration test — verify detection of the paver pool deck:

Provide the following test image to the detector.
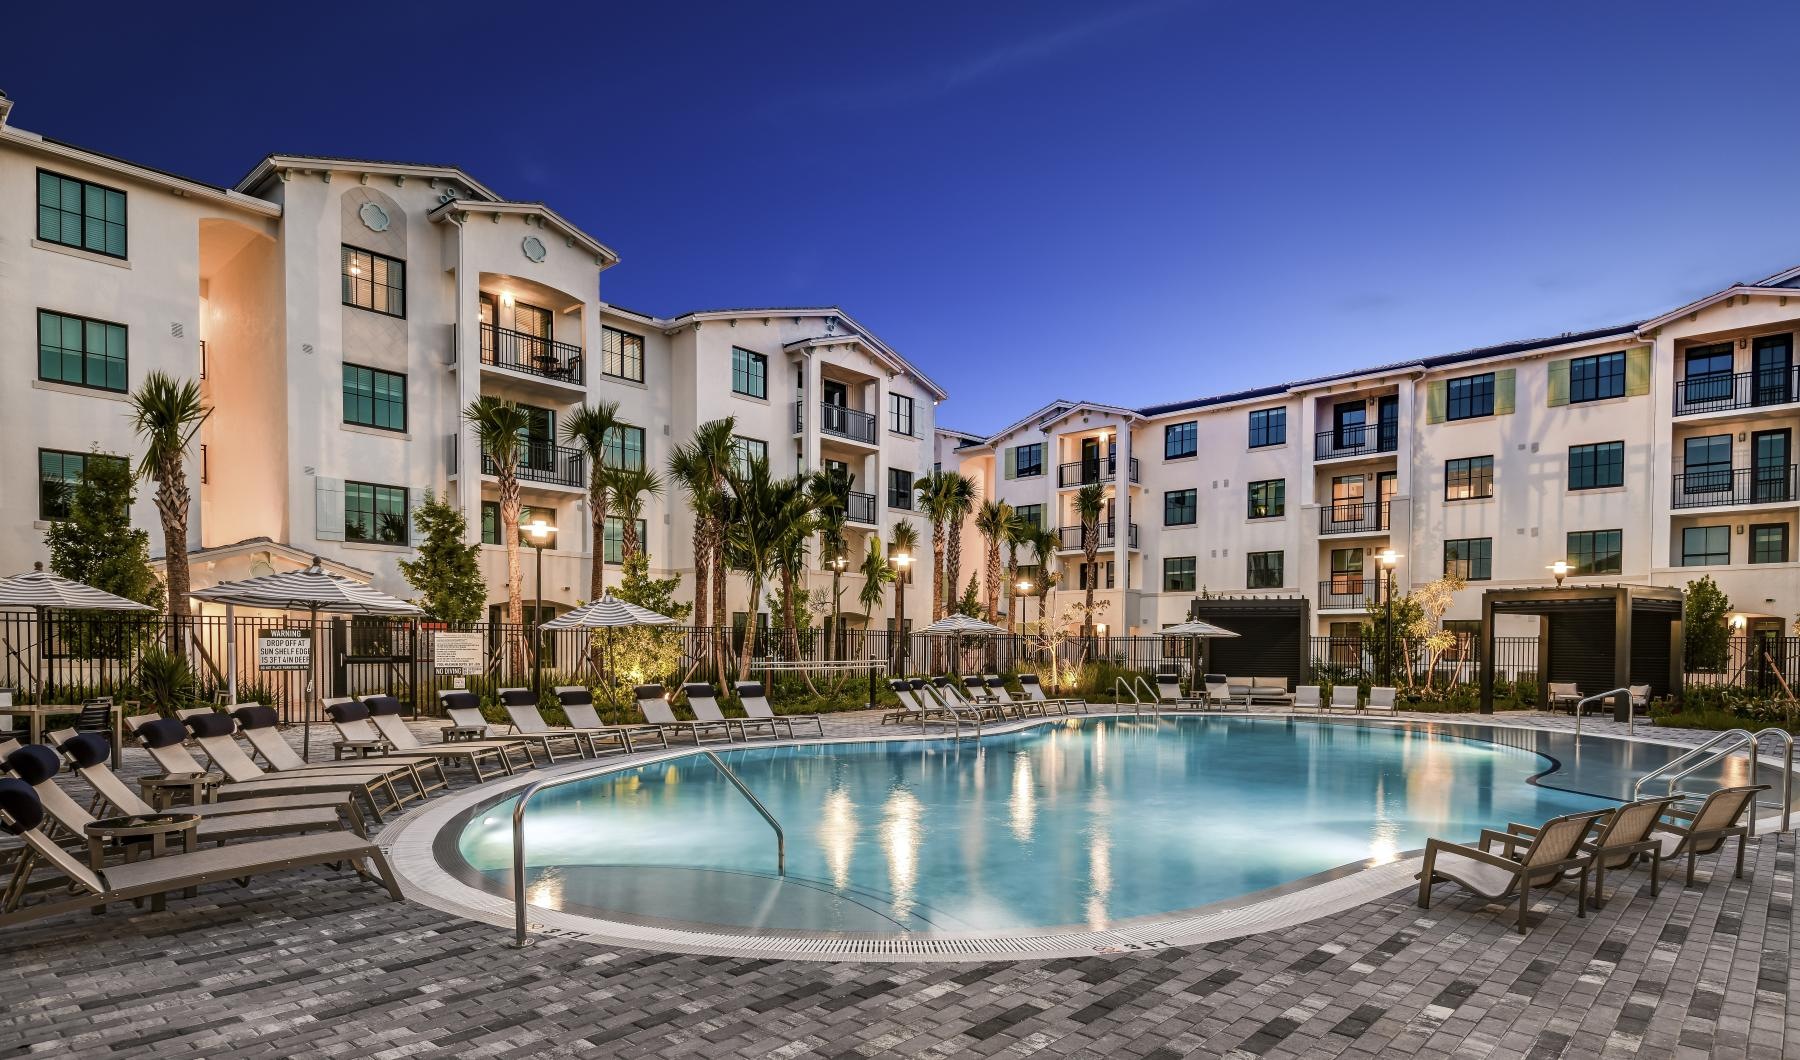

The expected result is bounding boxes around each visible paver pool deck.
[1,710,1793,1059]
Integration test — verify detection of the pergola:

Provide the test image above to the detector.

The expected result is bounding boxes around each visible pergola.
[1478,583,1685,718]
[1187,595,1310,689]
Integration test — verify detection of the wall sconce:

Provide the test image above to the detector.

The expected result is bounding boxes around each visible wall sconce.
[501,292,514,307]
[1731,615,1748,631]
[1737,524,1746,535]
[1739,337,1749,349]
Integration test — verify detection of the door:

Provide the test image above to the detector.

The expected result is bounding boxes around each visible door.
[1377,395,1399,451]
[517,404,555,472]
[479,294,497,362]
[1376,470,1398,529]
[821,380,848,407]
[1333,401,1366,450]
[1329,474,1364,530]
[1080,436,1101,483]
[1753,334,1793,406]
[1329,547,1364,595]
[1750,618,1785,693]
[1753,429,1791,503]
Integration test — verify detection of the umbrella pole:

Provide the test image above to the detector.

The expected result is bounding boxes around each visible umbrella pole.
[303,605,317,763]
[226,604,238,706]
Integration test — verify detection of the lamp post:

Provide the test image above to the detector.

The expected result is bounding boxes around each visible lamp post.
[525,518,557,695]
[1377,548,1401,686]
[1016,579,1033,669]
[891,550,913,673]
[828,553,848,660]
[1548,560,1570,588]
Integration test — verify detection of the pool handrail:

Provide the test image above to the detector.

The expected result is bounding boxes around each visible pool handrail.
[509,748,788,947]
[1573,688,1631,737]
[1113,675,1142,717]
[1134,675,1161,718]
[1630,726,1796,837]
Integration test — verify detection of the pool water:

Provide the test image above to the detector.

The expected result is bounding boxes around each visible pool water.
[455,717,1616,935]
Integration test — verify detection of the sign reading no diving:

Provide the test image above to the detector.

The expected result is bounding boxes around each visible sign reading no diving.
[433,631,483,675]
[257,629,313,671]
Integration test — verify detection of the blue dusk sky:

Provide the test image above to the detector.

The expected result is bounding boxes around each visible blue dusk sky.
[9,2,1799,433]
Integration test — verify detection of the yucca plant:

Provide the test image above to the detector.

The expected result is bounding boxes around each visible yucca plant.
[134,647,196,716]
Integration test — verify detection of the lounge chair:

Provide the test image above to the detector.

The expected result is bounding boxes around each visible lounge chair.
[1292,686,1323,712]
[1365,687,1397,714]
[350,698,520,781]
[1548,682,1581,714]
[735,682,824,737]
[201,710,448,795]
[438,694,550,765]
[132,718,403,823]
[1154,674,1205,711]
[1327,686,1359,713]
[1501,796,1680,908]
[684,683,778,741]
[1629,685,1651,713]
[931,676,1005,720]
[986,676,1049,717]
[1246,677,1294,706]
[496,689,592,762]
[884,679,958,726]
[1653,784,1768,885]
[1018,674,1088,714]
[961,676,996,705]
[1203,676,1241,710]
[0,778,402,927]
[634,685,731,744]
[316,699,508,782]
[181,714,434,816]
[1416,808,1608,933]
[554,687,668,754]
[54,732,363,835]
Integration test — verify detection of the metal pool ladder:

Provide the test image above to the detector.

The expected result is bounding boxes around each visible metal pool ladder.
[1115,675,1158,719]
[1572,688,1631,736]
[1631,727,1794,836]
[509,751,787,947]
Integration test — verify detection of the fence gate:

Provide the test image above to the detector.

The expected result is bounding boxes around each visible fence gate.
[331,618,416,705]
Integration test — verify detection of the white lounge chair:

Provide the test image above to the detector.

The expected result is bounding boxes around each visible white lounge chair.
[351,698,520,781]
[1365,687,1397,713]
[884,679,963,727]
[496,688,592,761]
[1327,686,1359,713]
[684,683,779,741]
[1203,677,1240,710]
[134,717,407,823]
[553,687,669,754]
[985,676,1048,717]
[1155,674,1205,710]
[1017,674,1087,714]
[1292,685,1323,712]
[735,682,823,737]
[634,685,731,744]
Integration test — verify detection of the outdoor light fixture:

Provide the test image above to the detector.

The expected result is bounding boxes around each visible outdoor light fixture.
[1732,615,1748,630]
[1548,560,1570,587]
[1376,550,1401,686]
[501,291,515,306]
[1015,580,1032,594]
[892,551,913,568]
[525,520,557,694]
[525,518,556,543]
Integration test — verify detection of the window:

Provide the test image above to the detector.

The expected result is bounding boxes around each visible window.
[1014,503,1043,529]
[481,502,544,545]
[731,347,767,398]
[39,449,127,521]
[1078,561,1115,590]
[1164,488,1197,526]
[1751,524,1789,564]
[1163,557,1196,592]
[1685,343,1734,403]
[1443,537,1492,581]
[1569,441,1625,491]
[344,481,409,544]
[602,425,645,471]
[1016,563,1043,588]
[888,393,916,436]
[731,436,767,478]
[1446,372,1495,420]
[888,468,914,510]
[601,325,645,382]
[601,517,648,564]
[37,169,126,257]
[1247,479,1285,519]
[1165,421,1197,460]
[1681,525,1730,567]
[38,309,127,393]
[1681,435,1732,493]
[1012,443,1043,478]
[1445,456,1494,500]
[341,246,405,317]
[341,364,406,431]
[1569,351,1626,403]
[1567,529,1623,576]
[1248,407,1286,448]
[1247,550,1284,589]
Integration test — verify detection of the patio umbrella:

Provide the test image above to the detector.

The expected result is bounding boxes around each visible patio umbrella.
[542,593,675,703]
[918,614,1008,675]
[1158,619,1239,680]
[0,564,157,706]
[191,559,421,757]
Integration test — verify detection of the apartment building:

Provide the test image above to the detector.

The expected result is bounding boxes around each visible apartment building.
[941,275,1800,641]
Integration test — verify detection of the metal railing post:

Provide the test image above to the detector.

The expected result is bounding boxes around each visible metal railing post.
[704,751,785,874]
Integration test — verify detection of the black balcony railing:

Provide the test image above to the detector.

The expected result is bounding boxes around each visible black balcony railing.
[1319,576,1389,611]
[1056,522,1139,550]
[1314,422,1398,460]
[480,322,584,384]
[483,441,585,488]
[794,401,878,444]
[845,490,877,525]
[1319,500,1388,535]
[1057,457,1141,487]
[1671,465,1797,509]
[1674,366,1800,416]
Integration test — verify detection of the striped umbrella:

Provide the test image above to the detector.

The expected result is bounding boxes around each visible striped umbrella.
[541,593,674,630]
[0,565,157,611]
[1159,619,1239,679]
[918,614,1008,636]
[190,560,422,615]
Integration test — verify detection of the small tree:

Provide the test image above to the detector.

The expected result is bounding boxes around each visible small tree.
[1686,574,1733,672]
[598,552,692,704]
[44,452,164,659]
[397,491,486,623]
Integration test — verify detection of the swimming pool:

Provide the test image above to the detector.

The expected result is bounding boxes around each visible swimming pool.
[452,717,1616,936]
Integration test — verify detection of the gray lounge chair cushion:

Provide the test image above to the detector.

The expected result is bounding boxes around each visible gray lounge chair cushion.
[0,777,43,833]
[137,718,189,749]
[498,689,537,707]
[441,691,480,711]
[362,696,403,716]
[59,732,110,768]
[738,683,765,698]
[558,688,593,706]
[633,684,665,701]
[325,701,369,723]
[233,705,280,730]
[4,744,61,785]
[185,713,236,739]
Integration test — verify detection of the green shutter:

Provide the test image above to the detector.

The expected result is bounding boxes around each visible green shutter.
[1546,360,1569,407]
[1425,381,1446,424]
[1494,369,1516,415]
[1003,446,1016,480]
[1624,345,1651,397]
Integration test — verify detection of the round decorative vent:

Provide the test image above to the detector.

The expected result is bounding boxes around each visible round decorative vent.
[357,202,391,233]
[521,236,547,263]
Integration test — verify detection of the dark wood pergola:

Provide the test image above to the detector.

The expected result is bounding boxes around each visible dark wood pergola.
[1479,583,1685,718]
[1189,595,1310,689]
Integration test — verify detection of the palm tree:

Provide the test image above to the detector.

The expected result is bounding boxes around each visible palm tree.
[129,372,210,647]
[604,465,663,561]
[810,470,852,659]
[721,458,813,677]
[857,536,894,658]
[1002,509,1034,636]
[465,397,534,672]
[562,401,623,599]
[940,473,978,624]
[1025,523,1060,660]
[669,417,736,677]
[974,499,1013,622]
[1074,482,1108,647]
[888,520,921,672]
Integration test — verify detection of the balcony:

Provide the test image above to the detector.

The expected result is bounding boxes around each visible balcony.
[483,441,585,489]
[1314,423,1398,461]
[845,490,877,525]
[480,323,583,385]
[1671,466,1797,510]
[1318,501,1388,536]
[794,401,878,445]
[1318,576,1390,611]
[1673,367,1800,417]
[1056,522,1139,551]
[1057,457,1141,488]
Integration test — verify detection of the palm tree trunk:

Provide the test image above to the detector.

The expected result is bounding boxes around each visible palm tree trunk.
[984,537,1001,621]
[622,517,641,561]
[154,455,191,651]
[711,520,730,681]
[738,574,763,677]
[589,475,609,600]
[691,520,711,628]
[930,520,945,671]
[501,471,526,676]
[1083,532,1098,649]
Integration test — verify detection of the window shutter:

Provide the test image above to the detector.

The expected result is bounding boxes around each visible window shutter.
[1494,369,1516,415]
[1624,345,1652,397]
[407,487,425,546]
[1546,360,1569,407]
[315,478,345,542]
[1425,381,1447,424]
[1003,446,1016,480]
